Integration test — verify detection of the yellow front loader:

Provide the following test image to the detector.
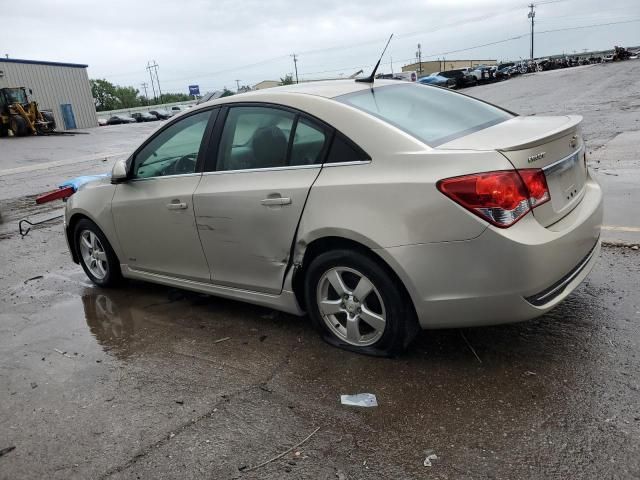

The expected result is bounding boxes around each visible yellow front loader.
[0,87,56,137]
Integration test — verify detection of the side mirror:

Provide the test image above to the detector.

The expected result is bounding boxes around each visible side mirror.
[111,159,128,183]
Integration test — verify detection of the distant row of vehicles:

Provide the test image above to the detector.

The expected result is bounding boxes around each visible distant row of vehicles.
[100,105,190,126]
[404,49,639,90]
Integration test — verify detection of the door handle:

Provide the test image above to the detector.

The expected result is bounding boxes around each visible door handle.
[167,201,188,210]
[261,197,291,206]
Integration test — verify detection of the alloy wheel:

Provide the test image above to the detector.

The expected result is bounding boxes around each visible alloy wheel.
[79,229,109,280]
[316,266,386,346]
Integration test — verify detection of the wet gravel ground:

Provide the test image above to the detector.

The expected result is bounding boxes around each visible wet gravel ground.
[1,222,639,479]
[1,62,640,479]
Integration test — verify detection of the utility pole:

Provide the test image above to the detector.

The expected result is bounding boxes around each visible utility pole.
[291,54,299,84]
[146,61,157,103]
[140,82,149,105]
[235,79,241,92]
[416,43,423,76]
[147,60,162,104]
[528,3,535,60]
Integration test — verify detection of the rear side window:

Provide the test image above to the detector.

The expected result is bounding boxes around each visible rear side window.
[217,106,295,171]
[337,83,513,147]
[326,133,369,164]
[290,118,328,166]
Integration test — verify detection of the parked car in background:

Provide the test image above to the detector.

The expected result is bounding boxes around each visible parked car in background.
[149,109,173,120]
[97,118,108,126]
[63,80,602,356]
[131,112,157,122]
[170,106,182,114]
[418,73,456,88]
[429,69,477,88]
[602,54,615,63]
[392,71,417,82]
[495,63,516,80]
[106,115,136,125]
[469,65,497,83]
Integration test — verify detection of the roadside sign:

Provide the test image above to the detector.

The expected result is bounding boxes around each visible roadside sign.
[188,85,200,96]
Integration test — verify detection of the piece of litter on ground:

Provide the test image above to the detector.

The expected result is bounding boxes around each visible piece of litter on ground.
[524,371,537,376]
[340,393,378,407]
[423,453,438,467]
[54,348,72,358]
[214,337,231,344]
[423,454,438,467]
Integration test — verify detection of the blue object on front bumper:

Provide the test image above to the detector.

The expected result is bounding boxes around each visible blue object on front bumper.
[59,173,110,191]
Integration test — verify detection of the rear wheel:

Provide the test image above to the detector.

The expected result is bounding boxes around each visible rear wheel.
[10,116,28,136]
[74,219,122,287]
[304,249,419,357]
[0,122,8,137]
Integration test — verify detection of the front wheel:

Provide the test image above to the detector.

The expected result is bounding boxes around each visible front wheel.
[304,249,419,357]
[74,219,122,287]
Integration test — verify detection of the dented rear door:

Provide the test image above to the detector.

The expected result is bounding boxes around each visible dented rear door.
[193,105,328,294]
[193,168,320,294]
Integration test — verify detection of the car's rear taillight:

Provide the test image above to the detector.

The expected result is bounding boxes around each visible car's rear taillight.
[437,169,550,228]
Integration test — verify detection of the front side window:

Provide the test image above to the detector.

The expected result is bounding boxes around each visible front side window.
[133,110,212,179]
[217,107,295,171]
[337,83,513,147]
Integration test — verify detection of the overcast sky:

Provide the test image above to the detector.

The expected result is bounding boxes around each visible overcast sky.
[3,0,639,95]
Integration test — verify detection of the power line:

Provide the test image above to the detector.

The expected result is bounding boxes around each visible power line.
[147,60,162,103]
[146,62,157,102]
[528,3,536,60]
[291,54,299,84]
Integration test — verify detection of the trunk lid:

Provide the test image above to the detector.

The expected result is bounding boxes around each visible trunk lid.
[438,115,586,227]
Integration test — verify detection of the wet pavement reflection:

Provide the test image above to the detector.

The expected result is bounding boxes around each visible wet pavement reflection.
[1,245,639,479]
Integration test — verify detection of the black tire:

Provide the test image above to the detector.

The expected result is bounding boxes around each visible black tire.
[41,111,56,131]
[304,249,419,357]
[0,123,8,137]
[10,116,28,136]
[73,219,122,287]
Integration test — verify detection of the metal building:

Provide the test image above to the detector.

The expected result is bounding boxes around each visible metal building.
[0,58,97,129]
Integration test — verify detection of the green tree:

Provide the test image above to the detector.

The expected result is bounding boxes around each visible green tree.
[114,86,141,108]
[279,74,294,85]
[90,79,119,111]
[158,92,192,103]
[221,88,234,98]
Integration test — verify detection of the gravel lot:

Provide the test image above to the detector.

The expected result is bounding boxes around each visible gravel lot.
[0,61,639,479]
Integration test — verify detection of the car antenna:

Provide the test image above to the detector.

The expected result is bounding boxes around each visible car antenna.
[355,34,394,84]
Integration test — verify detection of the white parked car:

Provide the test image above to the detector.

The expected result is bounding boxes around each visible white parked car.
[63,80,602,355]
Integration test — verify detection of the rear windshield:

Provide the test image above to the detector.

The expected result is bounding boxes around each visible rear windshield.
[337,83,513,147]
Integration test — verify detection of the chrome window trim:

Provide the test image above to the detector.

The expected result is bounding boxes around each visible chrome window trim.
[322,160,372,167]
[542,146,583,175]
[201,160,371,176]
[202,164,321,176]
[129,172,202,182]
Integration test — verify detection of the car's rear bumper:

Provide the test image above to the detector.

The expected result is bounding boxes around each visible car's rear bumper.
[377,175,603,329]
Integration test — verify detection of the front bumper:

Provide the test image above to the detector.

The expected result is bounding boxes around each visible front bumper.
[378,175,603,329]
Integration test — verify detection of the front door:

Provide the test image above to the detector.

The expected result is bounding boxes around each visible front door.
[194,106,330,294]
[112,109,215,281]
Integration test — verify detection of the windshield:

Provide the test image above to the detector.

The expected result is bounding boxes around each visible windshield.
[337,83,513,147]
[4,88,28,105]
